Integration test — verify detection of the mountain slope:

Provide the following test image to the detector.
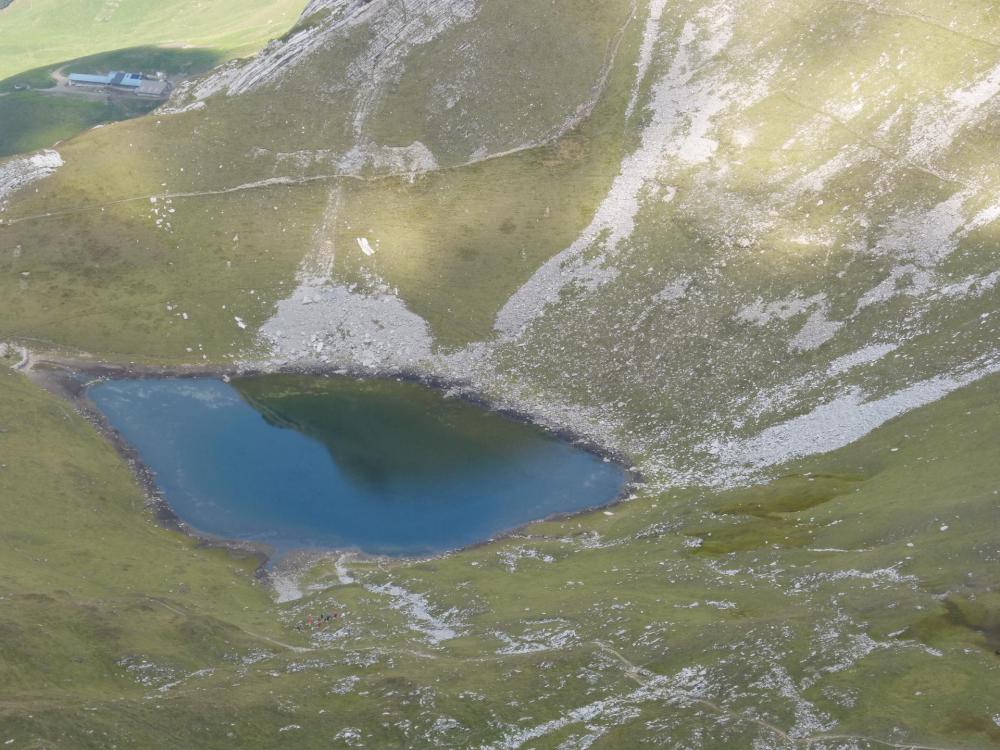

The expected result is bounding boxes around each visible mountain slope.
[1,0,999,746]
[2,0,997,480]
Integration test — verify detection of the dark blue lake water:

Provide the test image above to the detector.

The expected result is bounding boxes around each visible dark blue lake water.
[87,376,626,557]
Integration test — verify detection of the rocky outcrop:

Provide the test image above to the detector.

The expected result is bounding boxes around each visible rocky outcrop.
[0,150,63,207]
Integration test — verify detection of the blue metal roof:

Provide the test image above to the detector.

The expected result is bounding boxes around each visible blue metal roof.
[110,72,142,88]
[69,73,114,85]
[68,71,143,87]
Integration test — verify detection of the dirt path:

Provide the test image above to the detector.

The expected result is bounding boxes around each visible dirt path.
[1,123,613,228]
[50,65,68,86]
[144,595,314,654]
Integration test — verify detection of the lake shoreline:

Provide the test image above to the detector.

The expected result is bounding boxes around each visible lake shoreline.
[20,350,643,581]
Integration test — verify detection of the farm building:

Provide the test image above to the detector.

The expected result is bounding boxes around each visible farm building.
[137,79,172,98]
[68,73,114,86]
[68,71,144,89]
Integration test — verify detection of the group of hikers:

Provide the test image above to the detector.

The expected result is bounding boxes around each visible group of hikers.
[295,612,342,631]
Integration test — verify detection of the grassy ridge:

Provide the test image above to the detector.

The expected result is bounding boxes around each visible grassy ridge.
[0,114,330,361]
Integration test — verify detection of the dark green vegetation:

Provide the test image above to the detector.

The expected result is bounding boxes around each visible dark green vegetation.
[714,473,864,517]
[0,47,226,158]
[0,68,57,94]
[909,594,1000,655]
[60,46,224,78]
[0,162,328,359]
[0,92,157,158]
[235,375,577,481]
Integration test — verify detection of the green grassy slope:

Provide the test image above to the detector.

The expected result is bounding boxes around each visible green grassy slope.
[0,0,308,81]
[0,364,290,744]
[1,364,998,747]
[0,92,157,158]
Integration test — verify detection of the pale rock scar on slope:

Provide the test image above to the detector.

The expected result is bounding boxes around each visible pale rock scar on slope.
[625,0,669,121]
[179,0,480,177]
[844,57,1000,315]
[713,52,1000,467]
[337,0,479,172]
[0,150,63,207]
[259,280,435,370]
[707,354,1000,478]
[255,1,640,369]
[906,60,1000,166]
[185,0,381,100]
[258,186,434,371]
[367,582,462,646]
[493,1,741,338]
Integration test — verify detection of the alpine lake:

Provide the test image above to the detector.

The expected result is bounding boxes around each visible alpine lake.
[87,375,627,559]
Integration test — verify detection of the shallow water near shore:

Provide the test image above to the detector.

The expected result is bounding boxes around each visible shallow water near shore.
[87,375,627,558]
